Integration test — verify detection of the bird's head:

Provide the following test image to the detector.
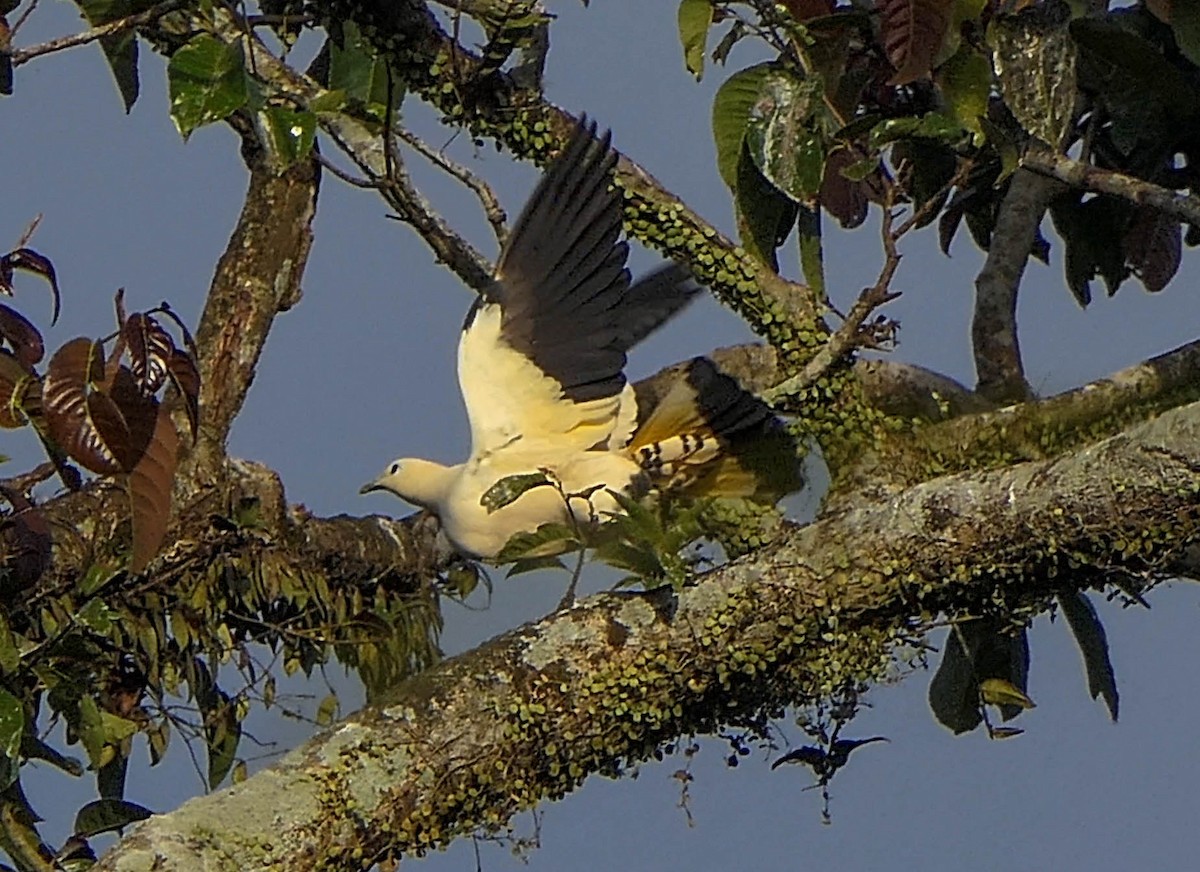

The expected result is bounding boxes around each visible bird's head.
[359,458,454,511]
[360,458,410,499]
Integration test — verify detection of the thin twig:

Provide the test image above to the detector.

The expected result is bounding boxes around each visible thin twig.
[8,0,188,66]
[10,0,41,38]
[396,126,508,246]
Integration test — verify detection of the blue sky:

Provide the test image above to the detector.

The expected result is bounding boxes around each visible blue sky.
[3,2,1200,869]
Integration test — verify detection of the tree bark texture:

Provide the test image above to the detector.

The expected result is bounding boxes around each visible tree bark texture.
[94,400,1200,871]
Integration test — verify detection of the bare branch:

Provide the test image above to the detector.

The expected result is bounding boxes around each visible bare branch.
[396,126,508,246]
[971,168,1058,404]
[8,0,188,67]
[1023,146,1200,228]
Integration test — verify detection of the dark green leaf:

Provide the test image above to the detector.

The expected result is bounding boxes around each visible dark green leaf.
[712,62,776,189]
[735,147,798,268]
[928,625,983,734]
[677,0,712,80]
[0,688,23,761]
[495,523,579,563]
[73,799,152,838]
[505,555,568,578]
[797,207,825,301]
[328,23,394,117]
[21,734,83,777]
[1173,2,1200,66]
[1049,193,1132,306]
[76,0,140,111]
[593,539,664,581]
[1058,591,1119,721]
[480,472,551,513]
[261,108,317,167]
[315,693,338,727]
[203,690,241,789]
[743,68,825,202]
[167,35,249,140]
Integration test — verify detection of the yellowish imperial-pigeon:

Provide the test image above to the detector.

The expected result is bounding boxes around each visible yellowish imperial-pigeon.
[361,118,799,559]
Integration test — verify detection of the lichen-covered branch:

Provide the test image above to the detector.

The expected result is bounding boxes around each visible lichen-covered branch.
[94,400,1200,871]
[971,168,1059,403]
[186,117,319,479]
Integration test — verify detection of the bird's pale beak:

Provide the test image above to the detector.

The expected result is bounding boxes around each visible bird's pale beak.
[359,480,383,495]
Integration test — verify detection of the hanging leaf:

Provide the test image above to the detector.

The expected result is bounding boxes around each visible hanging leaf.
[1124,206,1181,293]
[505,555,568,578]
[820,147,871,229]
[0,486,52,588]
[1057,591,1119,721]
[42,338,124,474]
[878,0,956,85]
[127,405,179,574]
[0,304,43,369]
[735,146,798,268]
[0,248,61,324]
[677,0,713,80]
[315,693,338,727]
[712,62,777,189]
[202,690,241,789]
[74,0,141,111]
[167,35,250,140]
[744,68,826,202]
[0,688,23,762]
[166,349,200,440]
[797,206,825,300]
[73,799,152,838]
[328,23,395,120]
[928,624,982,734]
[122,313,173,395]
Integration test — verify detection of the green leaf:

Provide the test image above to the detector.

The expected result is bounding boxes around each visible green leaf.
[0,612,18,675]
[593,539,664,581]
[203,691,241,789]
[744,70,826,202]
[495,523,579,563]
[261,108,317,167]
[1058,591,1119,721]
[735,147,798,268]
[677,0,713,80]
[979,677,1036,710]
[505,555,568,578]
[73,799,152,838]
[712,62,776,189]
[1173,3,1200,67]
[76,0,140,111]
[989,2,1077,148]
[480,472,551,513]
[928,626,983,734]
[328,23,395,118]
[167,35,250,140]
[315,693,338,728]
[797,207,825,302]
[21,733,83,777]
[937,45,990,138]
[0,689,23,762]
[76,599,116,635]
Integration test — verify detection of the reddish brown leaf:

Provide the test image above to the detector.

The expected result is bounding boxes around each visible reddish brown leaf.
[878,0,955,85]
[127,405,179,574]
[166,350,200,440]
[820,147,870,229]
[0,304,43,369]
[42,338,124,474]
[1124,207,1181,293]
[1145,0,1169,23]
[0,248,61,325]
[0,349,32,429]
[106,367,160,469]
[0,487,52,589]
[123,314,173,395]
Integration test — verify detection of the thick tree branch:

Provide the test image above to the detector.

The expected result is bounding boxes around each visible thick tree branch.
[95,400,1200,871]
[971,168,1058,404]
[1023,147,1200,227]
[187,119,319,478]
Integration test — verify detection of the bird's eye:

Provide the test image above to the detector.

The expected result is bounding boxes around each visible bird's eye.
[390,463,400,475]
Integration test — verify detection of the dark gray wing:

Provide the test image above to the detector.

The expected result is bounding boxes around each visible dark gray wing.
[488,118,630,403]
[614,263,701,351]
